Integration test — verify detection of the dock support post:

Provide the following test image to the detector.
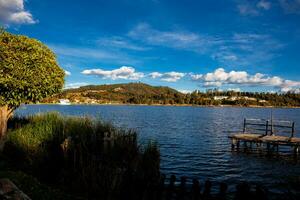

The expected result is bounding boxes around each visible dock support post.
[236,140,240,150]
[267,143,270,152]
[231,138,235,149]
[294,146,299,155]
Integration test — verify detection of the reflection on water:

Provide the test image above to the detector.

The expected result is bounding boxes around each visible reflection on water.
[15,105,300,192]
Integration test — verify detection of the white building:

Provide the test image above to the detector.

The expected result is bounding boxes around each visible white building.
[59,99,71,105]
[213,96,228,100]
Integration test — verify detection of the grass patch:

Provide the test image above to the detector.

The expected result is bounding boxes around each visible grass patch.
[3,112,160,199]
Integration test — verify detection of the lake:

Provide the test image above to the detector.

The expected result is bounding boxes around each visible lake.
[15,105,300,193]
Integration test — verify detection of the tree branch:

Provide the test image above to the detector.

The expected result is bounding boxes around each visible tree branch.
[7,106,16,119]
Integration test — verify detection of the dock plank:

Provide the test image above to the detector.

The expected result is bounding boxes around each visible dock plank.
[229,133,263,141]
[229,118,299,154]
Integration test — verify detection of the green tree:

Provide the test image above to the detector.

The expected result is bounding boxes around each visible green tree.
[0,29,64,147]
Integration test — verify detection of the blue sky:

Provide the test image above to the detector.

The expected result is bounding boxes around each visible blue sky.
[1,0,300,93]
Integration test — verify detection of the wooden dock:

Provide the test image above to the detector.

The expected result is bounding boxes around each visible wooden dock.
[229,118,300,154]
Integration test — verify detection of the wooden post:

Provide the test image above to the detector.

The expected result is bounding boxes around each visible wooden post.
[178,176,187,199]
[291,122,295,138]
[218,182,228,200]
[231,139,235,149]
[166,175,176,200]
[294,146,299,155]
[191,179,201,200]
[265,120,269,135]
[203,180,212,199]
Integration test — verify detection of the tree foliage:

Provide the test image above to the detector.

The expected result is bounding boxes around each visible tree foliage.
[0,29,65,110]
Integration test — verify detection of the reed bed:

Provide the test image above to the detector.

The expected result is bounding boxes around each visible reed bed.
[4,112,160,199]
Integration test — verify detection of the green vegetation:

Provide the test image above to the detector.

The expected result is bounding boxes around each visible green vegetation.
[2,113,160,199]
[43,83,300,107]
[0,170,76,200]
[0,29,64,145]
[46,82,183,105]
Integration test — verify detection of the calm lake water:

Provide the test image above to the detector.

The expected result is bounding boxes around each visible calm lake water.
[15,105,300,193]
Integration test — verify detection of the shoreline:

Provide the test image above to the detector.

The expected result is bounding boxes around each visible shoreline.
[32,103,300,109]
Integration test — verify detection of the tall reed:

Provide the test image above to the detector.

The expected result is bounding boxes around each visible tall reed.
[4,112,160,199]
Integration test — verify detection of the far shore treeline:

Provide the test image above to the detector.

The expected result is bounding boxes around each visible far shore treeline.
[42,83,300,107]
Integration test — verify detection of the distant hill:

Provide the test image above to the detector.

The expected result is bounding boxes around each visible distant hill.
[42,82,300,107]
[42,82,185,104]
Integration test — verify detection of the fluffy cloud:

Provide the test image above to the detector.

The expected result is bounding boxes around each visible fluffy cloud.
[149,72,163,79]
[65,70,71,76]
[0,0,36,25]
[257,0,271,10]
[161,72,186,82]
[280,87,300,93]
[191,68,300,91]
[81,66,144,80]
[178,89,192,94]
[237,0,271,16]
[227,88,241,92]
[149,71,186,82]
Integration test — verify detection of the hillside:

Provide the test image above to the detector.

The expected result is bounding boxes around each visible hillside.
[42,82,300,107]
[43,83,185,104]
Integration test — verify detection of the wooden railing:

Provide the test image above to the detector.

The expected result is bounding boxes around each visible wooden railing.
[146,174,270,200]
[243,118,295,137]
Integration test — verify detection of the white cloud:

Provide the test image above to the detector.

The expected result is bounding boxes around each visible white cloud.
[64,82,89,89]
[128,23,216,52]
[280,87,300,93]
[190,73,203,80]
[64,70,71,76]
[191,68,300,90]
[237,0,272,16]
[227,88,241,92]
[178,89,192,94]
[257,0,271,10]
[81,66,144,80]
[238,3,259,16]
[149,71,185,82]
[161,72,186,82]
[128,23,283,67]
[0,0,36,25]
[149,72,163,79]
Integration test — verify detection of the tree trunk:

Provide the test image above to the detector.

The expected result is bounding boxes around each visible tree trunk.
[0,106,9,151]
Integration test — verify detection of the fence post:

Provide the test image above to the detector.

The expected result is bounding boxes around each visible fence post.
[218,182,228,200]
[203,180,212,199]
[166,175,176,200]
[177,176,187,200]
[265,120,269,135]
[191,178,201,200]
